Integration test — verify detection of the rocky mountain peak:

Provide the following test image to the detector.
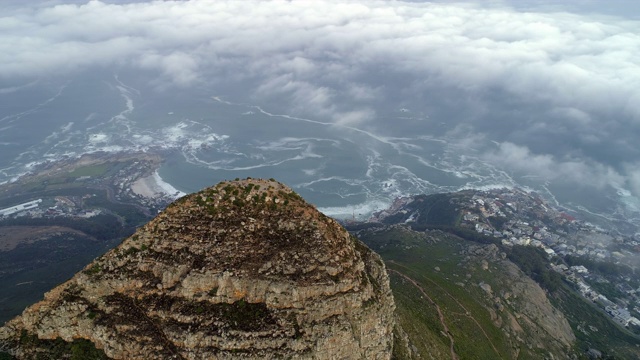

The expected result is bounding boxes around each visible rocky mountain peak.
[0,178,395,359]
[151,178,363,285]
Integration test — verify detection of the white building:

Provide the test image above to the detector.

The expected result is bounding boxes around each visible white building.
[0,199,42,217]
[570,265,589,274]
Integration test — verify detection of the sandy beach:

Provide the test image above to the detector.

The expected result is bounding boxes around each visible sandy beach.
[131,171,185,200]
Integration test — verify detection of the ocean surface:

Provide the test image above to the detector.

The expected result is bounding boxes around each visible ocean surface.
[1,71,639,234]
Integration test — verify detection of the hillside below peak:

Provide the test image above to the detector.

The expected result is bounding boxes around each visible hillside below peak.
[0,178,395,359]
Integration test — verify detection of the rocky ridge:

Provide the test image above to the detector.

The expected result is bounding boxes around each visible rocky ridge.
[460,243,575,357]
[0,179,396,359]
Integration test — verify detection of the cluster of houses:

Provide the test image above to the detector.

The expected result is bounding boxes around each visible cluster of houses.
[0,196,102,221]
[461,188,640,330]
[0,158,169,223]
[113,162,178,210]
[551,262,640,328]
[463,190,619,261]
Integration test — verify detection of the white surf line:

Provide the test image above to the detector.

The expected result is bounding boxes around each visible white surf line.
[569,204,620,223]
[212,98,457,182]
[373,134,468,176]
[49,134,76,150]
[404,150,459,173]
[211,96,396,147]
[211,97,529,199]
[183,118,215,130]
[114,86,134,118]
[106,81,137,134]
[15,148,39,161]
[540,184,562,208]
[256,105,390,141]
[387,164,438,188]
[212,96,465,187]
[152,171,186,198]
[391,139,492,182]
[113,74,141,96]
[43,122,75,144]
[362,150,440,194]
[254,142,319,157]
[415,134,448,144]
[256,137,341,148]
[0,79,39,95]
[466,156,520,185]
[0,81,70,124]
[295,176,355,188]
[456,175,519,192]
[184,151,320,171]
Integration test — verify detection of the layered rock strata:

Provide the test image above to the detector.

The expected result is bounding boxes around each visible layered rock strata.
[0,179,395,359]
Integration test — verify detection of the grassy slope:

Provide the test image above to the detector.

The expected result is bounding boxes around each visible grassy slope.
[361,228,519,359]
[357,191,640,359]
[359,225,640,359]
[552,286,640,359]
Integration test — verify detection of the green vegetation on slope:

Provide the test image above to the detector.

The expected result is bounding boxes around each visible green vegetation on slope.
[360,227,519,359]
[9,330,108,360]
[354,223,640,359]
[0,184,151,324]
[0,214,126,241]
[390,272,450,359]
[507,245,563,292]
[382,193,464,227]
[552,286,640,359]
[0,234,121,325]
[67,163,111,178]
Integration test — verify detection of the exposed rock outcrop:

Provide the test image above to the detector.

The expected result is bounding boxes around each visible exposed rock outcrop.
[462,243,576,357]
[0,179,395,359]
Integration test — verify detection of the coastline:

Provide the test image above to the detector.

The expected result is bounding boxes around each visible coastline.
[153,170,187,199]
[131,170,186,200]
[0,150,187,204]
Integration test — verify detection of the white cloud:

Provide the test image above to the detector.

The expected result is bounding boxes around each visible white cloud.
[484,142,627,191]
[333,109,375,127]
[3,0,640,195]
[2,0,637,118]
[624,165,640,199]
[137,51,199,87]
[550,107,593,126]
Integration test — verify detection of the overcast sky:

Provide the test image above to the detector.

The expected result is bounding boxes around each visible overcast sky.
[2,0,640,197]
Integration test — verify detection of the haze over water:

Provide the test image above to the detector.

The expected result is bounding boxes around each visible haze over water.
[1,1,640,233]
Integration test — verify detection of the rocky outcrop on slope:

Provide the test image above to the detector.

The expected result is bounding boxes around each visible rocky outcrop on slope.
[461,243,576,358]
[0,179,395,359]
[353,224,577,360]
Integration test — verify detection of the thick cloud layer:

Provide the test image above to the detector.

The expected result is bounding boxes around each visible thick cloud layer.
[2,0,640,197]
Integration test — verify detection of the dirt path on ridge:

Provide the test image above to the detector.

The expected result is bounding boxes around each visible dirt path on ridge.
[388,261,503,359]
[388,269,458,360]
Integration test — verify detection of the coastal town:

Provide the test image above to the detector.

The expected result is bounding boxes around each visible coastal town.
[459,188,640,332]
[0,153,183,223]
[2,152,640,337]
[0,152,192,324]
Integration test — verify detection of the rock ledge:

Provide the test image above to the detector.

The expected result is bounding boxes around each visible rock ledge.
[0,178,395,359]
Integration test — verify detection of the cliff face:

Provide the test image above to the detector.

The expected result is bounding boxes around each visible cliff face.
[0,179,395,359]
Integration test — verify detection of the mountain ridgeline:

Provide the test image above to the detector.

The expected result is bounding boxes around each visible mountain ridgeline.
[0,179,395,359]
[4,179,640,359]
